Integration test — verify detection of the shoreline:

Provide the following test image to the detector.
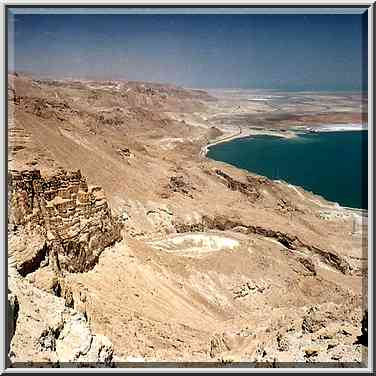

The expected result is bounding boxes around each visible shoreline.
[200,123,368,212]
[201,123,368,157]
[200,127,297,157]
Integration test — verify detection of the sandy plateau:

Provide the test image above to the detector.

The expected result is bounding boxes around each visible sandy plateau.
[7,74,368,367]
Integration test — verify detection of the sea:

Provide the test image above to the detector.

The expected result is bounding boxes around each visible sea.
[207,130,368,209]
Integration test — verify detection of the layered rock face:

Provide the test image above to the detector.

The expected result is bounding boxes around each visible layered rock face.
[8,169,122,273]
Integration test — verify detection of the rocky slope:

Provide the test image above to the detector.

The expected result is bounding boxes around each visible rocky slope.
[7,74,368,367]
[8,267,114,367]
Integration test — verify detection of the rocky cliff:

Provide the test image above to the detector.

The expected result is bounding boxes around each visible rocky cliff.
[8,168,122,274]
[8,276,114,367]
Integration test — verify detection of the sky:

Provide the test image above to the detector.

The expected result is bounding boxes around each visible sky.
[8,10,368,91]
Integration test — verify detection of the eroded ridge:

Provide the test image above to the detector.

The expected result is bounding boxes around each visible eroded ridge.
[173,215,352,275]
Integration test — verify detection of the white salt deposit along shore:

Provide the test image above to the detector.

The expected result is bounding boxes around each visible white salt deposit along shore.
[306,123,367,132]
[247,95,282,101]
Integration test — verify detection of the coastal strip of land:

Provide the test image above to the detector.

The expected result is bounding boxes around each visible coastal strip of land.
[201,122,367,158]
[200,127,298,157]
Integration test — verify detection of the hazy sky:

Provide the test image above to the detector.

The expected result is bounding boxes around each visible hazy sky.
[8,10,368,90]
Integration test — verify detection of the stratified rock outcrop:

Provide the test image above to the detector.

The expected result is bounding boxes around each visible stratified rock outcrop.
[8,169,122,273]
[166,175,196,198]
[214,169,261,202]
[21,96,79,121]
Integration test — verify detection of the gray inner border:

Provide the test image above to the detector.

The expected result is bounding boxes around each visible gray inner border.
[1,3,374,373]
[8,7,370,14]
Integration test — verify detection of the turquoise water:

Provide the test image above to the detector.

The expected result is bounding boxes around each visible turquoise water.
[208,131,368,209]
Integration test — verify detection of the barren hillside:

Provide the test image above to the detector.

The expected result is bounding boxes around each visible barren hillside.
[7,74,367,367]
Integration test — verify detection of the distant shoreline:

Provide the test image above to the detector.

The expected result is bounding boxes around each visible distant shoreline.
[201,123,368,157]
[202,124,367,210]
[200,127,295,157]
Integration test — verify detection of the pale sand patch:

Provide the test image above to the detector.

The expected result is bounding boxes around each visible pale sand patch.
[148,232,240,256]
